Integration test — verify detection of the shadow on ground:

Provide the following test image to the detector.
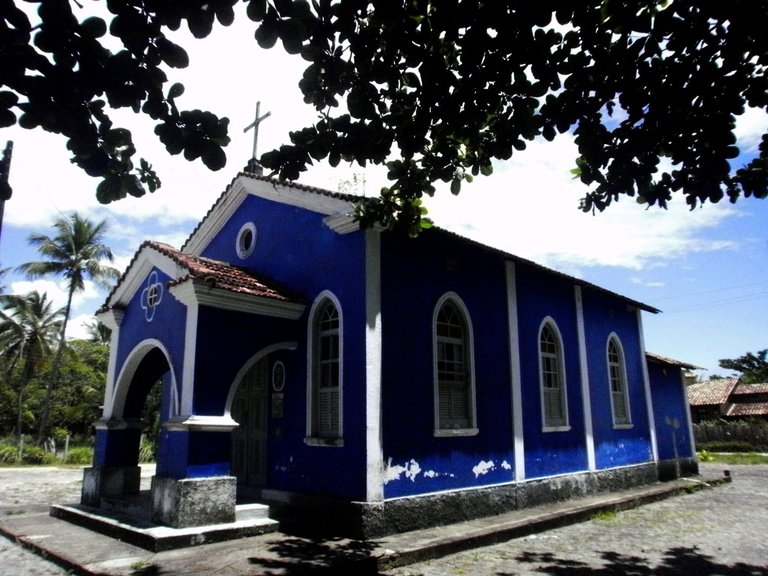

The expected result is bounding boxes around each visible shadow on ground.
[503,546,768,576]
[247,536,380,575]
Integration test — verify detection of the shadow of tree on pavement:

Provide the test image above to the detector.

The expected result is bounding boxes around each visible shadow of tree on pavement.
[248,535,380,575]
[505,546,768,576]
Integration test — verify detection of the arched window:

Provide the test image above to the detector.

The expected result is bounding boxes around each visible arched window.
[310,297,342,439]
[539,320,568,429]
[434,296,476,433]
[608,335,631,426]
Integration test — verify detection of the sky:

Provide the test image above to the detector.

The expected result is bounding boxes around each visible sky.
[1,6,766,378]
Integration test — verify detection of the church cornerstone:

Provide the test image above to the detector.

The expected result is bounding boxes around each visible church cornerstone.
[151,475,236,528]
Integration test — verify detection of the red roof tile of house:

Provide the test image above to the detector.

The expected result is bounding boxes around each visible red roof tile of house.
[726,402,768,417]
[686,378,739,406]
[732,383,768,396]
[149,242,298,301]
[99,241,301,313]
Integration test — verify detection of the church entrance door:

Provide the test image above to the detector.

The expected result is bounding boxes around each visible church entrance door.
[231,357,268,487]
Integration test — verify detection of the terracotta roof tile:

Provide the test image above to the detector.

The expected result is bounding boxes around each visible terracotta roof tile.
[726,402,768,417]
[99,240,301,313]
[148,241,300,302]
[732,383,768,395]
[687,378,739,406]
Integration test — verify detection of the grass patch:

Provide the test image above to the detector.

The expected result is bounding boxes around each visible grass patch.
[591,509,618,522]
[699,452,768,465]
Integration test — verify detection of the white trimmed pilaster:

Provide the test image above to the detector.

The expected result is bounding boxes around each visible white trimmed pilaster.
[96,308,124,418]
[506,261,525,481]
[680,370,697,458]
[365,229,384,501]
[574,287,596,471]
[176,298,199,417]
[636,309,659,461]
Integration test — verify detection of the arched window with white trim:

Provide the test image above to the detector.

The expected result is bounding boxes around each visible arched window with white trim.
[434,295,477,435]
[308,295,342,441]
[607,335,631,426]
[539,319,569,430]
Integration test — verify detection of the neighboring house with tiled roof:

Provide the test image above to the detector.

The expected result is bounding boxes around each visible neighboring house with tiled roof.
[81,168,697,539]
[687,378,768,422]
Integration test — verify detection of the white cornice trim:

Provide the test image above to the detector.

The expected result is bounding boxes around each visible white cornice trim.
[183,180,249,256]
[324,214,360,234]
[107,246,186,309]
[96,307,125,330]
[164,415,239,432]
[168,279,305,319]
[184,176,356,255]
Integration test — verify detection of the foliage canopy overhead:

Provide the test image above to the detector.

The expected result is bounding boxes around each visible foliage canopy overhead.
[1,0,767,233]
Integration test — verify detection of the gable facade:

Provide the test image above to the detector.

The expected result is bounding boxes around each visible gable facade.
[81,172,697,537]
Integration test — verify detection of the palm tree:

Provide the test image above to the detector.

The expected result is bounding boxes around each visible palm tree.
[84,318,112,346]
[17,213,120,442]
[0,291,64,450]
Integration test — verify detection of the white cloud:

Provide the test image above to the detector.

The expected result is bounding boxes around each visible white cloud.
[67,314,99,340]
[425,135,739,271]
[734,107,768,154]
[10,279,106,314]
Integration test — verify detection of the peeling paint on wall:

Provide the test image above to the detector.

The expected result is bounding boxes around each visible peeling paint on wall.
[501,460,512,470]
[472,460,496,478]
[384,458,422,483]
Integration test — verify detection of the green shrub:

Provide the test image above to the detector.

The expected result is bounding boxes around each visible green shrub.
[139,437,156,464]
[0,443,21,464]
[21,446,57,465]
[63,446,93,465]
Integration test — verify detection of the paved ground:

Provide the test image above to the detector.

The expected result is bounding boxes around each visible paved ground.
[385,464,768,576]
[0,464,765,575]
[0,465,154,576]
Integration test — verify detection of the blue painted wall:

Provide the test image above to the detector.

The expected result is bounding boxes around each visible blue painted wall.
[515,264,588,479]
[113,266,186,411]
[107,180,679,501]
[581,289,653,469]
[648,361,695,460]
[197,194,370,500]
[380,230,516,498]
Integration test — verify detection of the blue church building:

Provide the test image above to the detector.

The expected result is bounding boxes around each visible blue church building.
[82,171,698,537]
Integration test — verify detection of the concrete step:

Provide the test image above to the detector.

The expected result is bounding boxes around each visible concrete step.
[236,502,271,521]
[51,503,280,552]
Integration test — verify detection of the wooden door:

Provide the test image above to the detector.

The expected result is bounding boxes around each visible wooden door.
[231,358,268,486]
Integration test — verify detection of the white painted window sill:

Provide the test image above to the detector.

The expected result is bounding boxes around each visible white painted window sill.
[304,437,344,447]
[542,425,571,433]
[434,428,479,437]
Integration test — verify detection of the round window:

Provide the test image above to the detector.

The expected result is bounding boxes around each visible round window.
[272,361,286,391]
[236,222,257,259]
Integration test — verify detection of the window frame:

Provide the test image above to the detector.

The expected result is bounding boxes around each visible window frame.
[607,334,632,428]
[433,293,478,437]
[236,222,257,259]
[305,291,344,446]
[538,318,570,432]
